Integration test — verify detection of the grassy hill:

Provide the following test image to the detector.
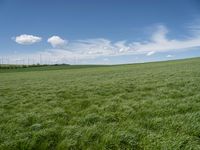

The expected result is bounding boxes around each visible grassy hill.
[1,57,200,149]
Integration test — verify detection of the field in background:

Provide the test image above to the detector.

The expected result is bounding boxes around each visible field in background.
[1,57,200,149]
[0,64,107,73]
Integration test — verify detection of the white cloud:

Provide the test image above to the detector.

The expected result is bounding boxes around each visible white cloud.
[43,25,200,62]
[187,19,200,36]
[129,24,200,55]
[147,51,155,56]
[151,25,168,43]
[114,41,130,52]
[47,36,67,48]
[14,34,42,45]
[166,55,174,58]
[7,23,200,64]
[103,58,109,61]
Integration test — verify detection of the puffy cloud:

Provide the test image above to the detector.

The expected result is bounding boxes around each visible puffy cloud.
[47,36,67,48]
[43,25,200,62]
[14,34,42,45]
[7,23,200,64]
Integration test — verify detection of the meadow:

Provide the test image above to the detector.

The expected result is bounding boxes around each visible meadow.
[1,57,200,150]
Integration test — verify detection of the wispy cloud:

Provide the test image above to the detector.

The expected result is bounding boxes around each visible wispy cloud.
[166,54,174,58]
[14,34,42,45]
[147,51,155,56]
[7,24,200,64]
[47,25,200,58]
[151,25,169,43]
[187,19,200,36]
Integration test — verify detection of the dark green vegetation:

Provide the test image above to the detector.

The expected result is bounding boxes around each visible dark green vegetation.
[0,64,106,73]
[1,57,200,149]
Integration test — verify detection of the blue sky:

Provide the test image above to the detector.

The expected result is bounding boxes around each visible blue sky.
[1,0,200,64]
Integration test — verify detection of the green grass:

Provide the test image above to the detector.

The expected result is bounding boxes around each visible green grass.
[1,57,200,150]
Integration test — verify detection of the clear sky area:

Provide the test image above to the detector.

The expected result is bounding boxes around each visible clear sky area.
[1,0,200,64]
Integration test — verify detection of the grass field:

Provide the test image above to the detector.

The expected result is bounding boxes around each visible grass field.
[1,57,200,150]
